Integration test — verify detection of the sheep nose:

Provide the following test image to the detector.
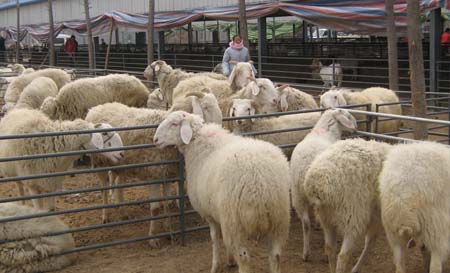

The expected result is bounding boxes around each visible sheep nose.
[119,152,124,158]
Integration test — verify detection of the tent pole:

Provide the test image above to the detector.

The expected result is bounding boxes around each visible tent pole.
[430,8,441,94]
[16,0,20,63]
[104,21,114,70]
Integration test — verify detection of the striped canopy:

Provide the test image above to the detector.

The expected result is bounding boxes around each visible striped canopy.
[0,0,446,42]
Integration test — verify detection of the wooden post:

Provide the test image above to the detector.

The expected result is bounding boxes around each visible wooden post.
[83,0,95,71]
[407,0,428,140]
[272,17,276,43]
[385,0,399,91]
[16,0,20,63]
[238,0,249,47]
[257,17,267,77]
[48,0,55,66]
[104,21,114,70]
[147,0,155,65]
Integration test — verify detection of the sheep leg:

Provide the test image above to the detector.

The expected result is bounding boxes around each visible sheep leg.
[429,252,443,273]
[209,221,221,273]
[323,225,338,273]
[351,231,377,273]
[148,183,163,248]
[421,245,431,273]
[16,181,26,205]
[98,172,110,224]
[226,248,237,268]
[268,238,283,273]
[111,173,124,203]
[28,188,44,210]
[336,235,357,273]
[46,196,56,212]
[392,242,407,273]
[301,210,312,262]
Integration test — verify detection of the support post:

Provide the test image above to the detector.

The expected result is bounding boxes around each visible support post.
[104,21,114,70]
[187,23,193,52]
[257,17,267,78]
[48,0,55,66]
[147,0,155,66]
[158,31,165,59]
[430,8,441,94]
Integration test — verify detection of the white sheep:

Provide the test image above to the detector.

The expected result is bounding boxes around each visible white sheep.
[173,76,281,117]
[304,138,391,273]
[147,88,167,110]
[229,98,320,156]
[0,108,124,211]
[227,62,255,91]
[170,91,223,125]
[85,98,222,247]
[379,142,450,273]
[0,203,75,273]
[15,77,58,110]
[40,74,150,120]
[3,68,71,113]
[320,86,402,133]
[6,64,34,75]
[290,109,357,262]
[153,111,290,273]
[311,59,343,88]
[277,85,318,112]
[145,60,227,106]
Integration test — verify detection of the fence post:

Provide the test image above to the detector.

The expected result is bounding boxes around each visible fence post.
[430,8,441,94]
[332,58,336,86]
[176,150,186,246]
[365,104,372,139]
[257,17,267,78]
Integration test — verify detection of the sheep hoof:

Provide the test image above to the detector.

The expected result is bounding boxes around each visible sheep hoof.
[148,238,162,249]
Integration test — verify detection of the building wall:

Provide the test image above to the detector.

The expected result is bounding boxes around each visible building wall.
[0,0,269,27]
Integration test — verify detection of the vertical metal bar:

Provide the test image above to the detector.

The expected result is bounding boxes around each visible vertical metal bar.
[375,104,380,134]
[366,104,372,139]
[104,21,114,70]
[176,150,186,246]
[332,58,335,86]
[158,31,165,60]
[187,23,193,52]
[257,17,267,78]
[430,8,441,94]
[16,0,20,63]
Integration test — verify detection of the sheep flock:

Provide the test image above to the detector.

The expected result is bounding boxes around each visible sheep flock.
[0,61,448,273]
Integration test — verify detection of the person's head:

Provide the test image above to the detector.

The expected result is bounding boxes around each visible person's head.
[446,28,450,33]
[232,35,242,44]
[70,35,76,40]
[101,38,105,43]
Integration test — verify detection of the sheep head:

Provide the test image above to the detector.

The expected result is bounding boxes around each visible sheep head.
[319,89,347,109]
[229,99,258,125]
[147,60,173,80]
[310,58,322,73]
[328,109,357,132]
[185,91,223,125]
[243,78,279,114]
[40,96,59,119]
[154,111,204,147]
[228,62,255,91]
[147,88,166,109]
[92,123,125,163]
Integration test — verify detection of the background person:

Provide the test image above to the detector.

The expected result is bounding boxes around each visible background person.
[222,34,257,76]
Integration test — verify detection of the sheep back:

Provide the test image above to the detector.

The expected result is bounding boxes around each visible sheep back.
[15,77,58,110]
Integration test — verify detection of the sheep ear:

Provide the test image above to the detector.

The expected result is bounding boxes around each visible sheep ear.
[191,97,204,119]
[335,111,357,131]
[337,94,347,106]
[89,133,105,149]
[276,84,289,92]
[157,92,164,101]
[248,81,260,96]
[228,66,237,85]
[250,107,256,122]
[228,105,235,117]
[280,94,288,112]
[180,119,193,144]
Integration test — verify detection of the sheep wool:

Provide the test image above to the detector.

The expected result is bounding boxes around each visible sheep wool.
[41,74,149,120]
[15,77,58,110]
[379,142,450,273]
[304,138,391,273]
[0,203,75,273]
[4,68,71,109]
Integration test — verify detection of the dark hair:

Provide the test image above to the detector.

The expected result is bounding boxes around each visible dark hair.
[446,28,450,33]
[70,35,76,39]
[232,34,242,41]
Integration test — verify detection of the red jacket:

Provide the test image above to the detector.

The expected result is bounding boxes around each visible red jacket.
[64,39,78,54]
[441,32,450,45]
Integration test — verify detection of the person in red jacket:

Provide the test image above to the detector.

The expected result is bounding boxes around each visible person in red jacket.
[64,35,78,64]
[441,28,450,55]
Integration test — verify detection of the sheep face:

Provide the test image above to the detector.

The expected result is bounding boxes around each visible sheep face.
[147,88,166,109]
[320,89,347,109]
[154,111,202,148]
[94,123,125,163]
[149,60,172,79]
[190,93,222,125]
[330,109,358,132]
[229,99,256,125]
[228,62,255,90]
[246,78,280,114]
